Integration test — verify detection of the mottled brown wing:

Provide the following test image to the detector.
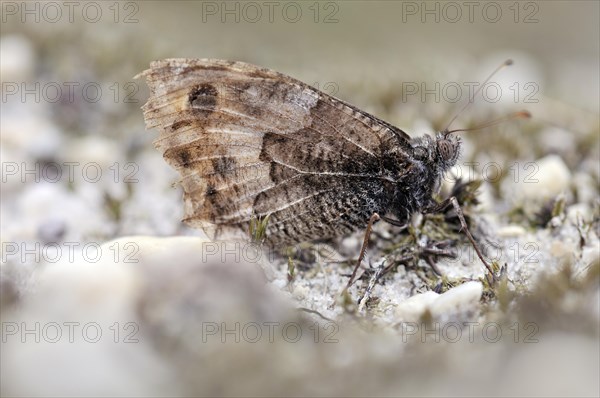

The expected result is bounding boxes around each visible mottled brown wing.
[139,58,412,244]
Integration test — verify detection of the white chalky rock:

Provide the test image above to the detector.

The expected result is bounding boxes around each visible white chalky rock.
[430,281,483,319]
[395,281,483,323]
[394,291,439,322]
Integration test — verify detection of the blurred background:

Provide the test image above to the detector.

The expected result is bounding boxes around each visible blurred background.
[2,0,598,241]
[1,1,599,397]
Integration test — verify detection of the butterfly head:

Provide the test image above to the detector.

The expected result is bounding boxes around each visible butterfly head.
[410,132,461,173]
[435,131,461,171]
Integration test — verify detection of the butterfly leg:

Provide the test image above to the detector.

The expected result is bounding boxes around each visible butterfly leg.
[344,212,380,292]
[433,196,495,282]
[380,215,409,229]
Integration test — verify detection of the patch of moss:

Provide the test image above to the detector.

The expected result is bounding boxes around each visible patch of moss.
[482,259,600,336]
[248,213,271,244]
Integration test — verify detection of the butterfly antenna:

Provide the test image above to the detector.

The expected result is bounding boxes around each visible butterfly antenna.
[445,110,531,135]
[443,59,514,134]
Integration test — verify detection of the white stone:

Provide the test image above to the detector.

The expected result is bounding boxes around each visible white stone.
[17,182,113,242]
[394,282,483,323]
[292,284,310,300]
[394,291,439,322]
[497,225,527,238]
[502,154,571,204]
[539,126,576,154]
[572,172,598,205]
[566,203,592,224]
[0,35,35,82]
[430,281,483,318]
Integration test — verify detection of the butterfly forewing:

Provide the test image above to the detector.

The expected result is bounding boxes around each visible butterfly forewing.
[140,58,412,244]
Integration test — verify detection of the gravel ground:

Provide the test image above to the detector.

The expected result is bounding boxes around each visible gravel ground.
[1,2,599,397]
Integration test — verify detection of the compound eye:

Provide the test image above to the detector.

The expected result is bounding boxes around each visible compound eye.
[413,146,428,160]
[438,140,454,161]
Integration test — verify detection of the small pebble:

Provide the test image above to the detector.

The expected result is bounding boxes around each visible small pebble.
[0,35,35,82]
[394,291,439,322]
[502,154,571,205]
[498,225,527,238]
[572,172,598,205]
[430,281,483,319]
